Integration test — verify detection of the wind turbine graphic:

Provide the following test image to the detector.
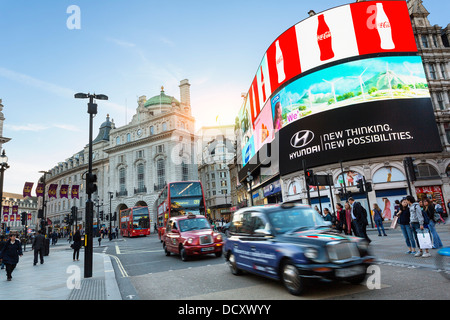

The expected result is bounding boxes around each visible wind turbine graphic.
[350,67,368,101]
[386,62,393,98]
[403,62,416,90]
[322,77,343,104]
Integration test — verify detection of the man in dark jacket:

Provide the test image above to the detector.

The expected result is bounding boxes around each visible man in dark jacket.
[0,233,23,280]
[32,230,45,265]
[348,197,371,243]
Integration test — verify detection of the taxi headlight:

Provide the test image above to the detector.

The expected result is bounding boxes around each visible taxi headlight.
[187,238,193,244]
[304,248,319,260]
[216,234,222,241]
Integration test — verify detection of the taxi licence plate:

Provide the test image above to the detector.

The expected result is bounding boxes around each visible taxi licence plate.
[201,247,214,252]
[335,265,365,278]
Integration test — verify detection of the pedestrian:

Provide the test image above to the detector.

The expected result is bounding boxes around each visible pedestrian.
[373,203,387,236]
[433,201,445,224]
[323,208,332,223]
[423,198,443,249]
[0,233,23,281]
[72,230,82,261]
[0,235,6,270]
[406,195,431,258]
[343,202,353,235]
[348,197,371,243]
[335,203,345,233]
[396,198,417,255]
[32,230,45,266]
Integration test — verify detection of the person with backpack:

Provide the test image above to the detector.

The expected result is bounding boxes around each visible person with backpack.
[348,197,371,243]
[373,203,387,237]
[423,199,443,249]
[406,195,431,258]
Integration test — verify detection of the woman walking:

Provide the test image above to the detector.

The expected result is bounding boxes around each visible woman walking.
[397,198,417,254]
[0,233,23,281]
[72,230,82,261]
[343,202,353,235]
[423,199,443,249]
[373,203,387,236]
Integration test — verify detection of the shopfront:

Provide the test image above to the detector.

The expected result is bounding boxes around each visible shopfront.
[416,186,447,216]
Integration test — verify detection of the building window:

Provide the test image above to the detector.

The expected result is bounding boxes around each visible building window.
[116,136,120,145]
[157,144,164,153]
[221,180,227,187]
[150,126,154,135]
[157,159,165,188]
[127,133,131,142]
[182,162,189,181]
[437,92,445,110]
[119,168,126,193]
[440,63,447,79]
[137,163,145,191]
[432,34,439,47]
[429,64,437,80]
[416,163,439,179]
[162,122,167,131]
[136,150,144,159]
[421,34,429,48]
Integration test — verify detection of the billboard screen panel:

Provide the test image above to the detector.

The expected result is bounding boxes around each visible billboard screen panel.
[236,1,439,170]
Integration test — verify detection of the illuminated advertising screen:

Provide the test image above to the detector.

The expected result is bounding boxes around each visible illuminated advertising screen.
[237,0,441,170]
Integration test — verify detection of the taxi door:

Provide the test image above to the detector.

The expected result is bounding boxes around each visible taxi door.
[165,220,181,254]
[246,212,279,279]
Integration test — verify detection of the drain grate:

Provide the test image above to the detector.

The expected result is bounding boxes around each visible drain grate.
[67,278,106,300]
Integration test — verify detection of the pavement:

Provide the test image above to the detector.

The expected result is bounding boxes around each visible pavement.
[0,221,448,300]
[0,237,122,300]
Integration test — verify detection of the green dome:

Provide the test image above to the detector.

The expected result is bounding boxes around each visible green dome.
[144,87,180,108]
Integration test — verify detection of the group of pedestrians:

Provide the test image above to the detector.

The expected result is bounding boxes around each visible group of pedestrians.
[333,197,372,243]
[395,196,444,258]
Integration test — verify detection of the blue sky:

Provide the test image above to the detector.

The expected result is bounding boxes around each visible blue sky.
[0,0,447,194]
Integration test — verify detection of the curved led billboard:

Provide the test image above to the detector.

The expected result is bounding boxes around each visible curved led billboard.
[237,0,442,169]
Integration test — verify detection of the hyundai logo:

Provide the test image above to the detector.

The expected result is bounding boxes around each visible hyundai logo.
[290,130,314,148]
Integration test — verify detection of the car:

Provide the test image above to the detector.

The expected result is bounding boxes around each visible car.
[162,214,224,261]
[223,203,375,295]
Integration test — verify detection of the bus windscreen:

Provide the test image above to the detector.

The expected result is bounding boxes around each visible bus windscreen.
[170,182,202,197]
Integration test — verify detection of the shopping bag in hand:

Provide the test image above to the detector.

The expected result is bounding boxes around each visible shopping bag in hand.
[416,228,433,249]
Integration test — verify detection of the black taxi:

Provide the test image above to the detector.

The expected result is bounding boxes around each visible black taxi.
[223,203,375,295]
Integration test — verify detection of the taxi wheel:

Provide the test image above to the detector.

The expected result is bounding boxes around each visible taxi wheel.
[215,251,222,258]
[163,243,170,256]
[180,246,189,261]
[281,262,305,296]
[228,252,242,275]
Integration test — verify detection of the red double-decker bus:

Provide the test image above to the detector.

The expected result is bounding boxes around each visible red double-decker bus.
[154,181,207,241]
[119,206,151,237]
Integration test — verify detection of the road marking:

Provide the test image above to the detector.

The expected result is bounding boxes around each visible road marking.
[115,244,121,255]
[108,254,129,278]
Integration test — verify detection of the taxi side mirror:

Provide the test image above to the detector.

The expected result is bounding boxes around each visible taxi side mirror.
[171,229,179,234]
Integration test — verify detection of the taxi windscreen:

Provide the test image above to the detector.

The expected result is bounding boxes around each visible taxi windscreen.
[178,218,211,232]
[268,208,326,234]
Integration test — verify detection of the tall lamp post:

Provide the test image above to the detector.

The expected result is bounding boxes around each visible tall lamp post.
[0,150,9,233]
[246,170,254,207]
[75,92,108,278]
[108,192,113,240]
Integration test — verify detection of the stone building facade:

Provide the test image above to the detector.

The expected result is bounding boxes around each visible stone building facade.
[43,80,198,231]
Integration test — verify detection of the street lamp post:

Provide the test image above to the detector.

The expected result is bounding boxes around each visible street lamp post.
[108,192,113,240]
[0,150,9,233]
[75,92,108,278]
[246,170,254,207]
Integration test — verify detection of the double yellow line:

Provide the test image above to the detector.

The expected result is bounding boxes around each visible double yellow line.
[108,254,128,278]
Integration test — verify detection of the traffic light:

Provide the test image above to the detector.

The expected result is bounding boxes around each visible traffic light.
[365,182,373,192]
[100,211,104,220]
[305,170,315,186]
[86,172,98,194]
[112,212,117,221]
[404,157,418,181]
[21,212,27,226]
[356,179,364,193]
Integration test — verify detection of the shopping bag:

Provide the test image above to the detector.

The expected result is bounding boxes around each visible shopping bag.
[416,228,433,249]
[390,216,398,229]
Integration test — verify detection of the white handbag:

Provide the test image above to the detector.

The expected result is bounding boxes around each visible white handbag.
[416,228,433,249]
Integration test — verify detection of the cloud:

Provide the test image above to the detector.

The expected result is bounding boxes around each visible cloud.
[6,123,82,132]
[159,36,175,47]
[106,37,136,48]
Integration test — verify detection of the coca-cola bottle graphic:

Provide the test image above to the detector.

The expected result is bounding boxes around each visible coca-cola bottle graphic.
[275,40,285,83]
[260,66,266,102]
[317,14,334,61]
[375,3,395,50]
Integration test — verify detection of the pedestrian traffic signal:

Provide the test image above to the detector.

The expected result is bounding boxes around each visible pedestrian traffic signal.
[365,182,373,192]
[404,157,418,181]
[86,172,98,194]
